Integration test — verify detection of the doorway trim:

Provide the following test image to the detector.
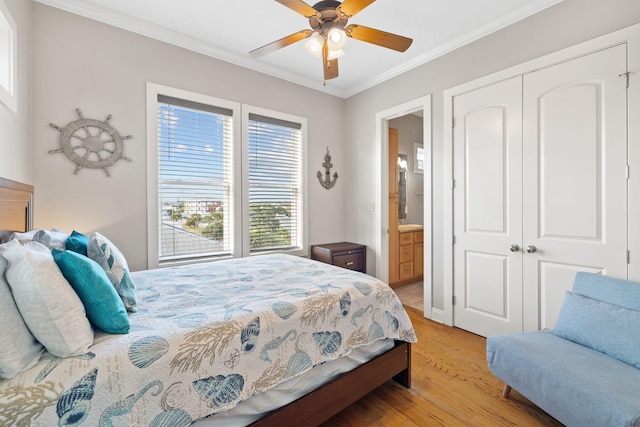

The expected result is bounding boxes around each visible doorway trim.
[375,95,432,318]
[442,23,640,328]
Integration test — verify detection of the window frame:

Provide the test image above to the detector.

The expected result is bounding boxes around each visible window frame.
[146,83,308,268]
[241,105,308,258]
[146,83,242,268]
[0,0,17,113]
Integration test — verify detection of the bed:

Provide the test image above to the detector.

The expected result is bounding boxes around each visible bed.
[0,177,416,426]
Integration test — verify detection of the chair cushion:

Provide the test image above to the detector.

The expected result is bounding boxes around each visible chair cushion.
[572,272,640,312]
[487,330,640,427]
[552,291,640,368]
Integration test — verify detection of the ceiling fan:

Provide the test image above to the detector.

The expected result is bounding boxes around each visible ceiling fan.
[249,0,413,83]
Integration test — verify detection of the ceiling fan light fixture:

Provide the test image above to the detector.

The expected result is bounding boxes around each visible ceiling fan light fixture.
[327,27,347,50]
[305,33,324,58]
[327,48,345,60]
[251,0,414,82]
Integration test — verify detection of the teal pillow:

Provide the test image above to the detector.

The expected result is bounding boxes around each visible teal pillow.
[552,291,640,368]
[52,249,129,334]
[66,231,89,256]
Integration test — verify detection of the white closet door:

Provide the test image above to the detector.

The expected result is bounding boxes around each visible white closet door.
[522,44,628,331]
[453,76,524,337]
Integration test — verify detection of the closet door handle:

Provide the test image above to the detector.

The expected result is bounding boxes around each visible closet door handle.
[526,245,537,254]
[509,244,520,252]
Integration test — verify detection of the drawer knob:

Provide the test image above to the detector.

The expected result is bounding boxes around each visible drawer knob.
[346,261,354,266]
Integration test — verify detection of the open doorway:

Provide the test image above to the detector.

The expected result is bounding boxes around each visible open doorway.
[374,95,432,318]
[389,114,425,312]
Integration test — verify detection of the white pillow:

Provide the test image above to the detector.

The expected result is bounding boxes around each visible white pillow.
[0,242,44,379]
[34,229,68,250]
[88,232,137,312]
[14,228,68,250]
[12,229,38,240]
[2,239,93,357]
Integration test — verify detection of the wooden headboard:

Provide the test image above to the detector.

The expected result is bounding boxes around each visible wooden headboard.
[0,177,33,233]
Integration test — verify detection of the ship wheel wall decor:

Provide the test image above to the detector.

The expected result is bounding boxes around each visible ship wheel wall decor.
[49,108,133,177]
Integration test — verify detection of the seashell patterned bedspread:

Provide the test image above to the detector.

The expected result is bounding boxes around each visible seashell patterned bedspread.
[0,254,417,426]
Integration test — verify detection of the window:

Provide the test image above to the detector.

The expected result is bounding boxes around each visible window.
[245,111,304,254]
[156,95,235,262]
[147,84,307,267]
[0,0,16,113]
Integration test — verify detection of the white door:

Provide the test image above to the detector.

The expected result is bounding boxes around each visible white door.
[453,76,524,336]
[453,45,628,337]
[522,44,628,331]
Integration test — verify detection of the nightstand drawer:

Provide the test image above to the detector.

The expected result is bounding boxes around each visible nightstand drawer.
[333,253,364,272]
[310,242,367,273]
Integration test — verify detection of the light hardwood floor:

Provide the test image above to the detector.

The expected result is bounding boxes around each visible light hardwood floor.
[322,307,562,426]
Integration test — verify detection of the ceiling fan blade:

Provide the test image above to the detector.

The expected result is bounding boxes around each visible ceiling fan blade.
[275,0,319,18]
[322,41,339,80]
[250,29,313,58]
[336,0,376,18]
[345,24,413,52]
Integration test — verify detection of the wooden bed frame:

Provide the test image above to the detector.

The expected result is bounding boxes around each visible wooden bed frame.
[0,176,412,426]
[0,177,33,233]
[251,340,411,426]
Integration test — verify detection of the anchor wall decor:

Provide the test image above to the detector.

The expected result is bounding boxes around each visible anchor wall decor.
[317,147,338,190]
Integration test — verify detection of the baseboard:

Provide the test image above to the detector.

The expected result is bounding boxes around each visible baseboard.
[430,308,445,324]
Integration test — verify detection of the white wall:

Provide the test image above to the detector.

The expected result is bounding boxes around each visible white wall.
[344,0,640,312]
[31,3,346,271]
[0,0,30,184]
[389,114,423,226]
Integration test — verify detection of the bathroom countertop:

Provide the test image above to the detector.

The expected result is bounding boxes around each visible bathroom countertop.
[398,224,424,233]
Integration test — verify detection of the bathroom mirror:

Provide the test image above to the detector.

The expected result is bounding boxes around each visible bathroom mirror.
[398,154,408,222]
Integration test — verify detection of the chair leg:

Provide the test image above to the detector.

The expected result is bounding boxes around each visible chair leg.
[502,384,512,398]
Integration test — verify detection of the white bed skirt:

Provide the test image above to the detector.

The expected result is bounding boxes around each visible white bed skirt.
[194,339,395,426]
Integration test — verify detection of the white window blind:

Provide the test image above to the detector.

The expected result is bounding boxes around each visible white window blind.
[247,113,303,253]
[157,95,234,262]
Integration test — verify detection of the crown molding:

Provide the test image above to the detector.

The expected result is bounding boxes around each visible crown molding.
[344,0,565,97]
[33,0,347,97]
[34,0,563,99]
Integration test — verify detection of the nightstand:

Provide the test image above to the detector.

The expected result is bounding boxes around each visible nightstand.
[310,242,366,273]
